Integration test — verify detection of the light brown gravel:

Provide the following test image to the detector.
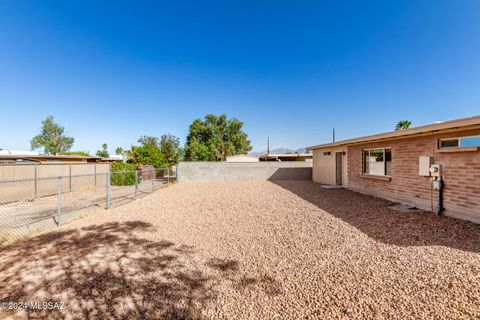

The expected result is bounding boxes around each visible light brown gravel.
[0,180,479,319]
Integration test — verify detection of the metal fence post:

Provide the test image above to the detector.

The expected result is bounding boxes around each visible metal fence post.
[69,164,72,192]
[167,167,170,183]
[135,170,138,198]
[94,163,97,187]
[106,172,111,209]
[57,176,62,225]
[34,164,38,199]
[151,169,154,192]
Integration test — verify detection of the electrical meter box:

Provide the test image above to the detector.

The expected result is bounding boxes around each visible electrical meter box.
[429,164,443,178]
[419,156,432,176]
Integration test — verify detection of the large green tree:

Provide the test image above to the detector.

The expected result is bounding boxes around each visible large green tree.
[128,136,165,168]
[184,114,252,161]
[137,135,159,148]
[160,134,181,166]
[31,116,75,155]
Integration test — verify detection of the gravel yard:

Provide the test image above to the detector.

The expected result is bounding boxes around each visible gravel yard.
[0,181,479,319]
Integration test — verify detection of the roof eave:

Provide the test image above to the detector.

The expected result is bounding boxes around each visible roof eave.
[307,115,480,150]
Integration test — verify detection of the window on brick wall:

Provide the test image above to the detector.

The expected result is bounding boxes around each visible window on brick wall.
[363,148,391,176]
[439,138,459,148]
[439,135,480,148]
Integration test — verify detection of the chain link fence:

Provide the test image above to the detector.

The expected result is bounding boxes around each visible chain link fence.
[0,168,174,245]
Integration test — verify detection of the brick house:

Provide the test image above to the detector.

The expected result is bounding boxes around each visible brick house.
[307,116,480,223]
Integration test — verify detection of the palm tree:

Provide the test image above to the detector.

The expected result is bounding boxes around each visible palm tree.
[395,120,412,131]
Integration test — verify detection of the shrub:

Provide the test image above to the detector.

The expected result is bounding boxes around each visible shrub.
[128,144,164,168]
[110,162,136,186]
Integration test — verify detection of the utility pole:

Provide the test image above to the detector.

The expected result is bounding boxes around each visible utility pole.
[333,128,336,143]
[267,136,270,155]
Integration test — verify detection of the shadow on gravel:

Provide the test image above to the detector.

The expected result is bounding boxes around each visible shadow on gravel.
[272,180,480,253]
[206,258,283,297]
[0,221,216,319]
[0,221,283,319]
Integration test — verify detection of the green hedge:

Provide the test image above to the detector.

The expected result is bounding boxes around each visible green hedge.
[110,162,137,186]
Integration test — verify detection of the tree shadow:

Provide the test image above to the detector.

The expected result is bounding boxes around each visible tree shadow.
[206,258,239,272]
[205,258,283,297]
[0,221,284,319]
[236,275,283,297]
[0,221,213,319]
[272,180,480,253]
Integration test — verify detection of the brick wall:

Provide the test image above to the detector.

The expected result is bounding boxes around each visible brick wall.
[347,129,480,222]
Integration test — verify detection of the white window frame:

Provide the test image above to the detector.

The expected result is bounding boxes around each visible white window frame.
[362,147,391,176]
[439,135,480,149]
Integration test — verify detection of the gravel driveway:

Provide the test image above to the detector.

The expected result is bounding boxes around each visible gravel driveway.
[0,181,479,319]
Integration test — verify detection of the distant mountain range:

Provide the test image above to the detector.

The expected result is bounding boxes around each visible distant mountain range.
[249,148,310,156]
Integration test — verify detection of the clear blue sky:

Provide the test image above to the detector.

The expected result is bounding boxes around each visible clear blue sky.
[1,1,479,154]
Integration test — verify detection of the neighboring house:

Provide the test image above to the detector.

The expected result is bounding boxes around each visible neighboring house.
[0,157,39,165]
[101,154,128,163]
[0,150,40,164]
[307,115,480,223]
[0,151,103,164]
[259,153,313,162]
[226,154,259,162]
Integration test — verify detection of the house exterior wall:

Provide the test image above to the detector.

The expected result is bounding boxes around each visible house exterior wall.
[346,128,480,223]
[312,147,348,186]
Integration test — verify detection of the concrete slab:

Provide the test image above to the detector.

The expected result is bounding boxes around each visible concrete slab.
[388,203,421,213]
[320,185,344,189]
